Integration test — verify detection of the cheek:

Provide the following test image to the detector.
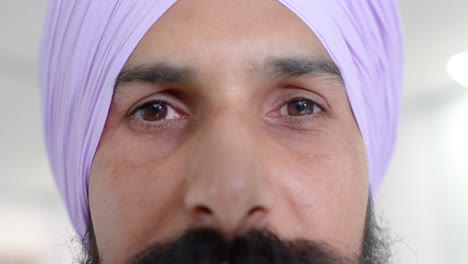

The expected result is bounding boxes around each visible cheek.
[88,128,188,260]
[267,122,368,254]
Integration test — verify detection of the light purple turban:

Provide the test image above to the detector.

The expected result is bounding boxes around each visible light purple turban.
[39,0,404,239]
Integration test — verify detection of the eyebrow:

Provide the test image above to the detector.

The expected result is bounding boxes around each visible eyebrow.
[266,57,343,84]
[115,63,197,88]
[114,56,343,91]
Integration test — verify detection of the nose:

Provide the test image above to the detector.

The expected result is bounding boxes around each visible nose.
[184,114,273,238]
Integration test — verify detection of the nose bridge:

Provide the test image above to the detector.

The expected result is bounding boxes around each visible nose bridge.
[184,110,273,235]
[205,111,257,170]
[194,108,264,186]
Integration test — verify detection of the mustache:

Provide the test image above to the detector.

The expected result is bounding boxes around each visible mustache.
[128,228,356,264]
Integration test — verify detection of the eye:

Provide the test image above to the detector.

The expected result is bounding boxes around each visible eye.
[135,101,181,122]
[279,98,322,116]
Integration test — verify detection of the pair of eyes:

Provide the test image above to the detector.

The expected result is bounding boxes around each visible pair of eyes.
[133,98,323,122]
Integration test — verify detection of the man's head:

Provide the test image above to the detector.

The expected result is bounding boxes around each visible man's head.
[39,0,403,263]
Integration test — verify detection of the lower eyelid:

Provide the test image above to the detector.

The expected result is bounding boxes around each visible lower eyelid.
[283,113,325,130]
[127,115,189,133]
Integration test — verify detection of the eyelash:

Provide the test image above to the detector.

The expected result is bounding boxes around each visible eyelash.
[127,94,327,132]
[270,96,327,130]
[127,97,189,132]
[280,97,325,114]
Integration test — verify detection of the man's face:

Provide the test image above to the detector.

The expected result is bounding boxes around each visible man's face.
[88,0,369,263]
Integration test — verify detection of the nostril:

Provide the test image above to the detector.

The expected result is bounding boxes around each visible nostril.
[248,206,265,216]
[193,205,213,216]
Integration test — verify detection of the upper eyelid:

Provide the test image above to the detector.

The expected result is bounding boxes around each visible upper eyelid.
[291,97,325,111]
[281,98,325,112]
[272,85,326,101]
[269,93,328,114]
[126,95,186,117]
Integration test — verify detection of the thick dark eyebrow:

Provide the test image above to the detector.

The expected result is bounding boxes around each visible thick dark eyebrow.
[115,63,197,90]
[114,57,344,93]
[266,57,344,85]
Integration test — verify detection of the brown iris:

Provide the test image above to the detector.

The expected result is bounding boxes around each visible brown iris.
[286,99,318,116]
[139,102,168,121]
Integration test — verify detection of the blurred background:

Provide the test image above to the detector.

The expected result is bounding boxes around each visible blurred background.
[0,1,467,263]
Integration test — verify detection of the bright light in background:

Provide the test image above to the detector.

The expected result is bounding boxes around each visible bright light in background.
[447,51,468,88]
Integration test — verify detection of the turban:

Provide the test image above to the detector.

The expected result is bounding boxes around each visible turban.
[39,0,404,239]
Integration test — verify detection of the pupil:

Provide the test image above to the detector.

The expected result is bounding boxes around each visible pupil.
[150,104,162,115]
[295,101,307,113]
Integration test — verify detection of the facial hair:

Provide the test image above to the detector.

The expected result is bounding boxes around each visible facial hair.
[80,197,390,264]
[130,228,354,264]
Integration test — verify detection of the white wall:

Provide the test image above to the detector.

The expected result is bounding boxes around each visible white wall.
[376,86,468,264]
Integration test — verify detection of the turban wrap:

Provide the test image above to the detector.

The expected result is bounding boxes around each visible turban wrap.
[39,0,404,239]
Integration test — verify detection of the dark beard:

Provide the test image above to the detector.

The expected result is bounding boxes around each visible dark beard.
[131,228,354,264]
[81,197,390,264]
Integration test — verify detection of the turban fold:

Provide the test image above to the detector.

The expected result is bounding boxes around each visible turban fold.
[39,0,404,239]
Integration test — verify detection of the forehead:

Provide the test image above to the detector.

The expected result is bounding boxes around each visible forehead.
[126,0,332,69]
